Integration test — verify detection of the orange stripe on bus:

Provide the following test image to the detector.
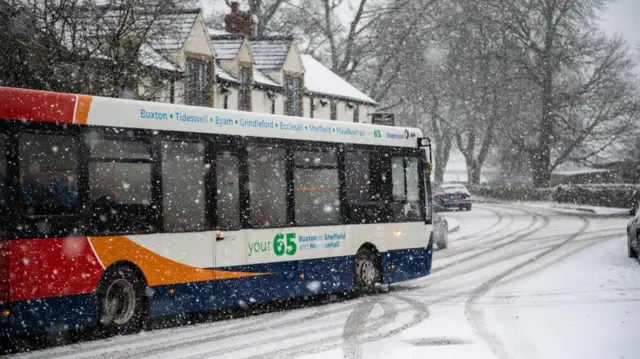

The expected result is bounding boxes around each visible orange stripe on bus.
[89,236,269,286]
[74,95,93,125]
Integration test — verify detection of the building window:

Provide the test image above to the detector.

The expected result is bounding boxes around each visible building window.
[238,66,251,111]
[294,150,341,226]
[186,58,212,107]
[247,146,288,227]
[330,101,337,121]
[162,141,207,231]
[353,104,359,123]
[285,75,302,116]
[19,134,80,215]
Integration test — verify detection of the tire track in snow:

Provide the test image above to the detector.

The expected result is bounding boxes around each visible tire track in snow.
[464,215,591,359]
[235,294,430,359]
[447,205,507,242]
[437,206,543,261]
[172,293,400,359]
[396,231,623,301]
[27,301,360,359]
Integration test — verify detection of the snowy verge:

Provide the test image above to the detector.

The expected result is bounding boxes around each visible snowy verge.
[445,217,460,232]
[474,196,629,216]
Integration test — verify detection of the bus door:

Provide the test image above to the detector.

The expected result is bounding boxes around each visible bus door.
[212,149,246,279]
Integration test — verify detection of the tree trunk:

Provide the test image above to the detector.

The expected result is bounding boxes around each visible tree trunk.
[434,133,452,183]
[468,161,481,184]
[532,5,555,188]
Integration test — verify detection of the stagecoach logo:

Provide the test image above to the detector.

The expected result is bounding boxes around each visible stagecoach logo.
[386,129,411,140]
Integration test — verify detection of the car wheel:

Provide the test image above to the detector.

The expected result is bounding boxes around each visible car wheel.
[97,265,147,336]
[628,235,638,258]
[467,204,472,211]
[355,247,380,294]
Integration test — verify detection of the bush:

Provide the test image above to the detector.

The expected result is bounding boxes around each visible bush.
[467,183,640,208]
[552,184,640,208]
[467,185,554,202]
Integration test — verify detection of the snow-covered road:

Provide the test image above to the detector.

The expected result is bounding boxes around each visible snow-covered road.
[9,203,640,359]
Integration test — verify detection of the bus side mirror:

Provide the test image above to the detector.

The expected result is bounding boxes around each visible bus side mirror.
[630,207,636,216]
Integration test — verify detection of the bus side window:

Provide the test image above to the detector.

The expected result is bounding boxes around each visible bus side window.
[247,146,287,228]
[162,141,207,231]
[293,150,341,226]
[18,133,80,215]
[391,155,423,222]
[216,152,241,230]
[88,138,154,234]
[345,151,387,223]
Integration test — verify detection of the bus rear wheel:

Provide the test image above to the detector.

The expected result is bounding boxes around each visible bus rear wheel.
[355,247,380,294]
[97,265,147,336]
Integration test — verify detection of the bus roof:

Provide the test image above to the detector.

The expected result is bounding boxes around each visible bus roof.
[0,87,424,148]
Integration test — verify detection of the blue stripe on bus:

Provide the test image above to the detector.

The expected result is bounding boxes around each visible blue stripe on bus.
[1,244,432,335]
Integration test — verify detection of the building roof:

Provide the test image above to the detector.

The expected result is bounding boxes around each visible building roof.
[148,10,200,51]
[215,63,238,83]
[139,43,181,72]
[301,55,376,105]
[253,69,280,87]
[249,37,292,70]
[210,35,244,60]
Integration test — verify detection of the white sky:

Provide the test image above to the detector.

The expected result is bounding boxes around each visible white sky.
[203,0,639,49]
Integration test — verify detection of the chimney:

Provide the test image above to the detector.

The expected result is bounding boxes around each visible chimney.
[224,2,256,37]
[230,1,240,13]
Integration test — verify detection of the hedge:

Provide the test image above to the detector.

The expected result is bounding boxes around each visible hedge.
[467,185,554,202]
[467,184,640,209]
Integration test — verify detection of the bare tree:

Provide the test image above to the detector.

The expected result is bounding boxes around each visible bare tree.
[484,0,640,187]
[0,0,192,100]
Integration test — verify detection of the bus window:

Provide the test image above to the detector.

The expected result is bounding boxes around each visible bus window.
[162,141,206,231]
[391,157,406,201]
[216,152,241,230]
[0,135,6,208]
[293,150,341,226]
[391,155,423,221]
[19,133,80,215]
[247,146,287,228]
[345,151,388,223]
[88,138,153,233]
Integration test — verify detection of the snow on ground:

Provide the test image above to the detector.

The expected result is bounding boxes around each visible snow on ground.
[8,203,638,359]
[445,216,460,232]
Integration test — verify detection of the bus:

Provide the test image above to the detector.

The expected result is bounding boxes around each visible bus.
[0,86,434,341]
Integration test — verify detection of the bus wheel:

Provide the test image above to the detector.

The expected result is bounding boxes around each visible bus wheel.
[97,265,147,336]
[355,247,380,294]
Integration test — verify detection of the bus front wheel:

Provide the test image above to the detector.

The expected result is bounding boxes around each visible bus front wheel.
[96,265,147,336]
[355,247,380,294]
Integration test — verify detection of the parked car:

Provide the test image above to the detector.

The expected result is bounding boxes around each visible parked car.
[627,204,640,261]
[432,183,472,211]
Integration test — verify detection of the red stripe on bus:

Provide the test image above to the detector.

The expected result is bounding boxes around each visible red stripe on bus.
[0,87,77,124]
[9,237,104,301]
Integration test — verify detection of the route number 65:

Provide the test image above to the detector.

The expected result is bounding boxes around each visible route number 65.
[274,233,297,256]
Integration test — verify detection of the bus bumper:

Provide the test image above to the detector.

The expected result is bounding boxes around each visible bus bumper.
[382,231,434,284]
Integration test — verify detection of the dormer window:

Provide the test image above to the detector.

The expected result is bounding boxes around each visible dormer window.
[284,75,302,117]
[238,66,252,111]
[186,57,212,107]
